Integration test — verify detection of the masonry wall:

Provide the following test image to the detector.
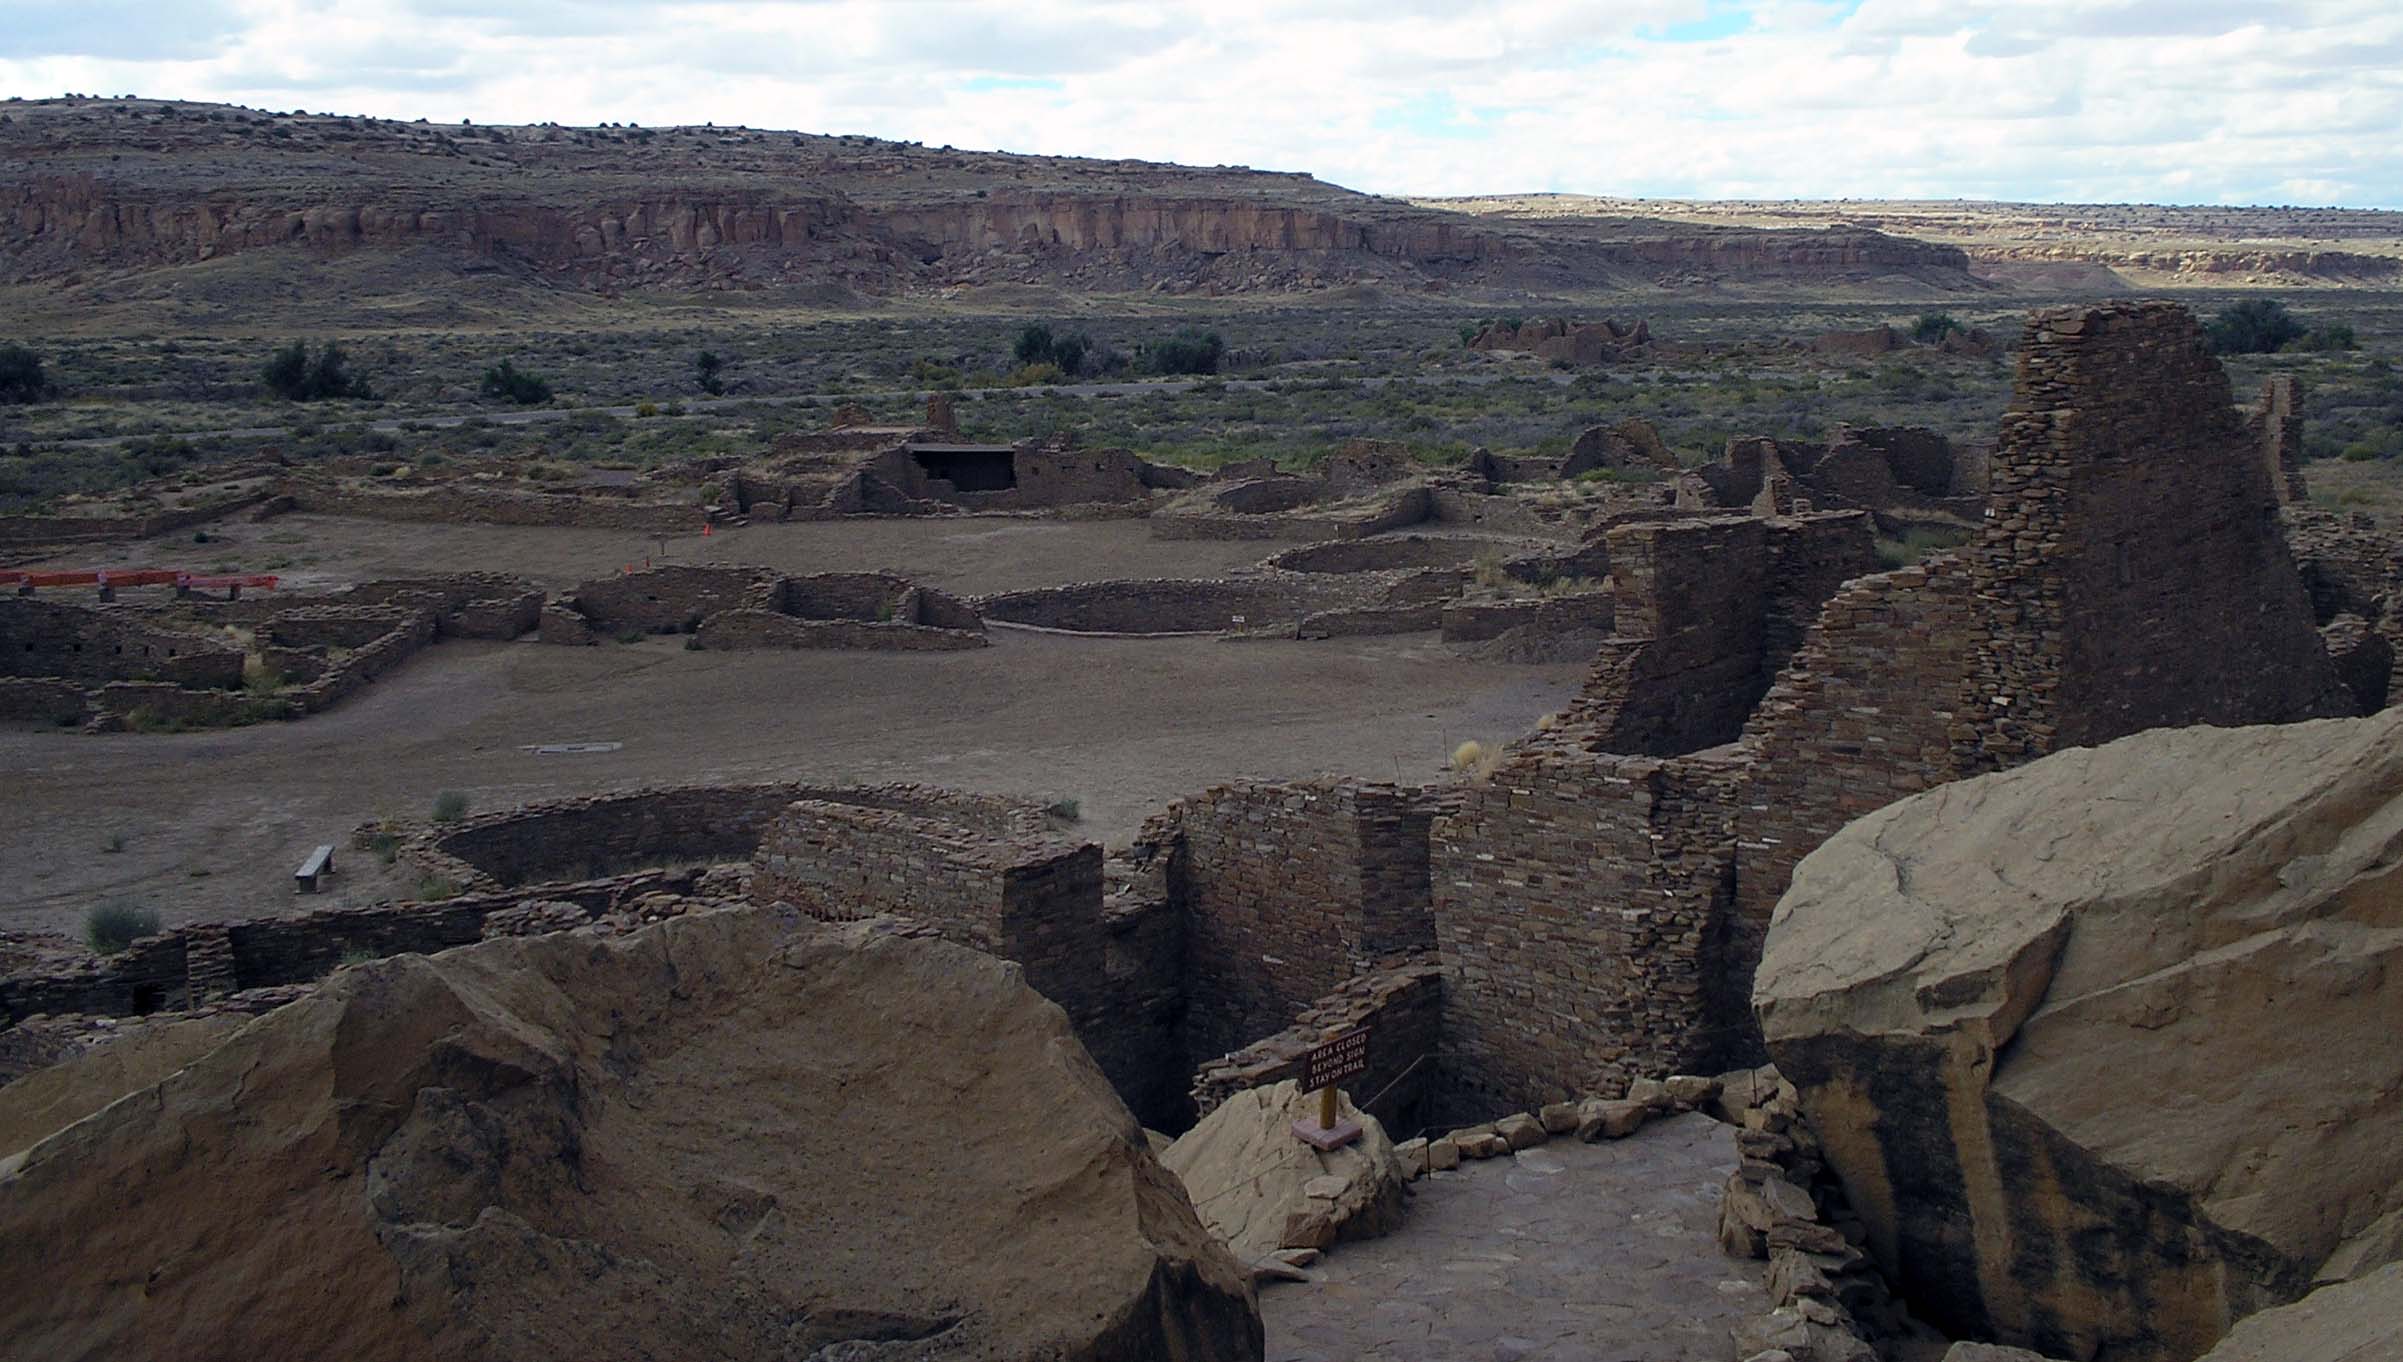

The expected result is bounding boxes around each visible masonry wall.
[1575,517,1771,753]
[1190,959,1445,1138]
[2000,306,2346,751]
[0,599,245,687]
[1171,780,1447,1066]
[281,477,706,531]
[415,783,953,889]
[1430,301,2353,1119]
[1432,746,1746,1115]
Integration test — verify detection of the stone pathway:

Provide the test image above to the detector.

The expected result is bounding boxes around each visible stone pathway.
[1261,1112,1769,1362]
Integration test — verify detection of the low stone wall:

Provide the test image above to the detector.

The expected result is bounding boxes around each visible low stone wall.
[1440,591,1615,642]
[409,781,1043,892]
[0,599,245,689]
[1266,535,1504,575]
[1190,959,1444,1137]
[0,869,707,1024]
[280,611,438,714]
[0,489,276,549]
[280,476,708,532]
[1150,484,1435,543]
[0,677,86,723]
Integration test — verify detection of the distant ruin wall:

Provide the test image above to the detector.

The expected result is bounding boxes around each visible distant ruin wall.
[977,576,1374,635]
[280,477,706,532]
[0,599,245,688]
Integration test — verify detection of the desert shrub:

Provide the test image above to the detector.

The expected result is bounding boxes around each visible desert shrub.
[415,874,462,901]
[635,400,659,417]
[1044,797,1082,822]
[695,350,725,395]
[262,340,371,400]
[1141,328,1225,376]
[430,789,471,823]
[85,900,161,954]
[0,343,47,403]
[480,360,553,405]
[2292,323,2359,352]
[2205,300,2306,355]
[1013,324,1092,377]
[1006,362,1064,387]
[1912,313,1964,343]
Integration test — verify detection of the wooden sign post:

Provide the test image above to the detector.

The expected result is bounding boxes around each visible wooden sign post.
[1291,1027,1370,1151]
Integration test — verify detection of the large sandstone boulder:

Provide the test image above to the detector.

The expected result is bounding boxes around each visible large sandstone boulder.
[0,909,1262,1361]
[2192,1261,2403,1361]
[1756,712,2403,1362]
[1162,1080,1407,1264]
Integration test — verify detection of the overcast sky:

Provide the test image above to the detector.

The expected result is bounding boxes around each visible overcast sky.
[5,0,2399,208]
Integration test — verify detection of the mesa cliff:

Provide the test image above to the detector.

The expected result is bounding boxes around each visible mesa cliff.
[0,96,1977,299]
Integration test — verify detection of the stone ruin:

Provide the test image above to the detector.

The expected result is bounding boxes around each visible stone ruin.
[4,302,2399,1361]
[1469,316,1653,364]
[538,564,987,650]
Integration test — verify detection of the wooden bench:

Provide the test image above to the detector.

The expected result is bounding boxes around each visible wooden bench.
[295,844,336,893]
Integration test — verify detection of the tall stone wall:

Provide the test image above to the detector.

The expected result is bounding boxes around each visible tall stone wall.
[1170,779,1447,1065]
[1985,305,2344,754]
[1432,746,1747,1114]
[1431,301,2355,1117]
[1573,512,1875,755]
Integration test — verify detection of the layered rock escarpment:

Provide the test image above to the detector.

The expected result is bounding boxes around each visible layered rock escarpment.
[0,908,1263,1361]
[0,97,1977,295]
[1756,711,2403,1362]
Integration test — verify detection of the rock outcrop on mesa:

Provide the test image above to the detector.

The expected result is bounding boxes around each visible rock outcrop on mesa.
[1162,1080,1408,1265]
[0,97,1978,302]
[1755,711,2403,1362]
[0,909,1263,1361]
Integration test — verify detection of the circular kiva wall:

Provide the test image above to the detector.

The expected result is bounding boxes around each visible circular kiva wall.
[415,782,1045,890]
[1265,535,1517,575]
[975,577,1373,636]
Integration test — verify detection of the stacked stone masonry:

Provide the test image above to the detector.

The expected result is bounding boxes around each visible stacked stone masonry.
[1433,301,2357,1116]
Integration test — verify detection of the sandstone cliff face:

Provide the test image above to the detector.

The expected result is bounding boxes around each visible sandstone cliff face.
[0,909,1263,1361]
[1755,711,2403,1362]
[0,97,1978,296]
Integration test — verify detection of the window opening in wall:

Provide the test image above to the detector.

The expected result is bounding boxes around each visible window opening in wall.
[910,445,1019,492]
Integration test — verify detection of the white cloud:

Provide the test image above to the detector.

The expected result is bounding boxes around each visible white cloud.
[1,0,2397,207]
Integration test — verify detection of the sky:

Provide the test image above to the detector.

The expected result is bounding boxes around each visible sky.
[4,0,2400,208]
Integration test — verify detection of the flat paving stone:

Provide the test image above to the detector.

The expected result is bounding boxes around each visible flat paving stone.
[1261,1111,1770,1362]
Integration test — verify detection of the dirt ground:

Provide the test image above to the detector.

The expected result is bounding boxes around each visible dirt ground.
[28,512,1289,596]
[3,517,1584,938]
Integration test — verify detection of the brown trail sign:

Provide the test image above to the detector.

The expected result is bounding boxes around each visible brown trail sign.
[1292,1027,1370,1151]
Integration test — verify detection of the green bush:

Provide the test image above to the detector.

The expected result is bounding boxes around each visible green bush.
[262,341,371,401]
[0,342,48,403]
[1911,313,1964,343]
[85,900,161,954]
[1014,324,1093,377]
[2204,300,2306,355]
[695,350,725,395]
[430,789,471,823]
[2292,324,2359,352]
[1142,328,1225,376]
[480,360,553,405]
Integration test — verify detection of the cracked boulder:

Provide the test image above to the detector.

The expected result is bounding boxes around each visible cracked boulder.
[0,909,1262,1361]
[1162,1079,1408,1265]
[1756,711,2403,1362]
